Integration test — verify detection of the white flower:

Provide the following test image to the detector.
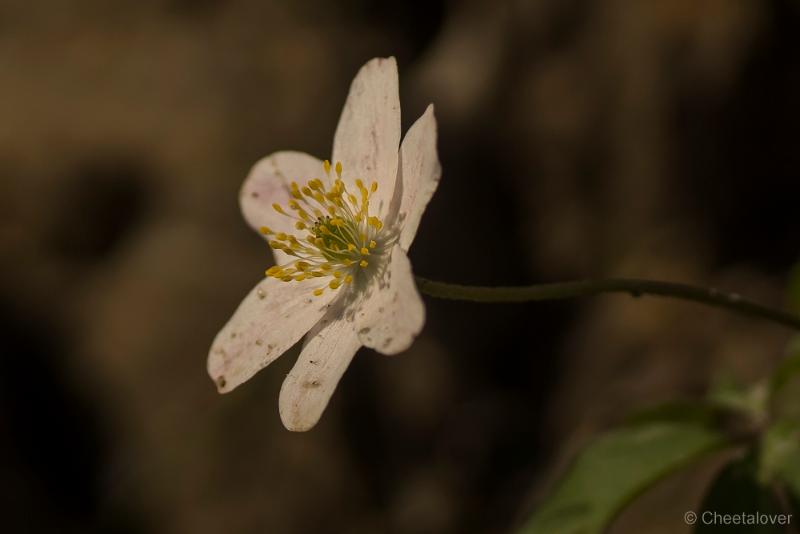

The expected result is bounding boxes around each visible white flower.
[208,57,441,431]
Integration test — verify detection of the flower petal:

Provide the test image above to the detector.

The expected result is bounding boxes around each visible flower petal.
[208,276,336,393]
[354,244,425,355]
[279,304,361,431]
[240,150,327,238]
[396,104,441,251]
[332,57,401,220]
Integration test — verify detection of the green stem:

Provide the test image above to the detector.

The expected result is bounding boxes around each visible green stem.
[414,277,800,331]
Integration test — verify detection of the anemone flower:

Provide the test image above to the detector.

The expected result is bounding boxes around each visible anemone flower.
[208,57,441,431]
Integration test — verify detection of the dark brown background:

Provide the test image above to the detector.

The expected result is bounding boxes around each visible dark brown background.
[1,1,799,533]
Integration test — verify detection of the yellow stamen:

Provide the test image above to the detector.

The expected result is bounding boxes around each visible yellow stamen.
[259,163,390,291]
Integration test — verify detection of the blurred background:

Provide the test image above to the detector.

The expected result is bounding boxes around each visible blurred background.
[1,0,799,532]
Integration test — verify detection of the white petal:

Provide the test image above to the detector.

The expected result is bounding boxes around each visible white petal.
[332,57,401,220]
[354,244,425,354]
[240,150,326,237]
[397,104,441,251]
[207,276,336,393]
[279,304,361,431]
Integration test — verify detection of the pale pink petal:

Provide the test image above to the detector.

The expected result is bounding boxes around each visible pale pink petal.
[239,150,327,238]
[332,57,401,220]
[354,244,425,355]
[208,276,337,393]
[279,304,361,431]
[397,105,441,251]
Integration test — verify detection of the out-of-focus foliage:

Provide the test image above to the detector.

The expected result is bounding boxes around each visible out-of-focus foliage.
[761,334,800,507]
[769,337,800,420]
[521,322,800,533]
[695,456,784,534]
[758,420,800,500]
[517,421,726,534]
[707,375,768,423]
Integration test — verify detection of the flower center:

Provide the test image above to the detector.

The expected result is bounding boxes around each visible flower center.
[259,161,386,297]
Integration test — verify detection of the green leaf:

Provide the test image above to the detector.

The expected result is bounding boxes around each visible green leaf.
[695,456,785,533]
[516,422,727,534]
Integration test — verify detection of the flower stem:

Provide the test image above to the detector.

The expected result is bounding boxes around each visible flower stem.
[414,277,800,330]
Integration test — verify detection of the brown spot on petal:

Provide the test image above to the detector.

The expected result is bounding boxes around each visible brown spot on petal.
[255,339,263,346]
[216,376,227,389]
[383,337,393,348]
[304,380,321,388]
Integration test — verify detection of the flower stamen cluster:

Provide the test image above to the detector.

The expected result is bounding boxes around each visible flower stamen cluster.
[259,161,385,297]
